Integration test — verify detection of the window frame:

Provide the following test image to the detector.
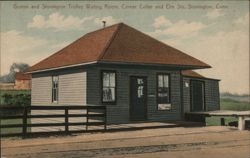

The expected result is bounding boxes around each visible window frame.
[101,70,117,105]
[156,73,171,110]
[52,75,59,103]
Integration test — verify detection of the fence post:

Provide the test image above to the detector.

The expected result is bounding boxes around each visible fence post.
[22,106,28,138]
[65,107,69,133]
[104,106,107,130]
[86,106,89,131]
[220,118,225,126]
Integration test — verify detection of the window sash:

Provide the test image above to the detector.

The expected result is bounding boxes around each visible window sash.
[102,87,115,102]
[157,74,170,104]
[158,75,169,88]
[52,88,58,102]
[52,76,59,102]
[137,85,144,98]
[102,71,116,103]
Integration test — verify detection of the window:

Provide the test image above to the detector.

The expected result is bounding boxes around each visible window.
[157,74,171,110]
[185,81,189,87]
[137,79,144,98]
[102,71,116,103]
[52,76,59,103]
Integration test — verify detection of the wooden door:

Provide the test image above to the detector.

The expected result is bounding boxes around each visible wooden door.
[191,80,205,112]
[130,77,147,121]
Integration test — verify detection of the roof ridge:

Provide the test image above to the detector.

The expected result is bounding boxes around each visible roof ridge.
[97,23,123,61]
[85,23,123,37]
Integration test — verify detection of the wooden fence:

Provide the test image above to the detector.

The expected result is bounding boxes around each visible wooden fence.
[0,105,107,138]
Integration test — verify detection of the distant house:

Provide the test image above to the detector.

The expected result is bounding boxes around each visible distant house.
[0,83,15,90]
[14,72,31,90]
[27,23,220,124]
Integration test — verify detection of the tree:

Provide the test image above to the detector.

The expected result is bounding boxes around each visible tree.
[0,63,30,83]
[9,63,29,74]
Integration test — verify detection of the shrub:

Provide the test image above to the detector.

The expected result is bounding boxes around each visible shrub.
[2,93,31,107]
[2,94,13,105]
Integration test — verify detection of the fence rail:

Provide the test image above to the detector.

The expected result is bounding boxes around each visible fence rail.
[0,105,107,138]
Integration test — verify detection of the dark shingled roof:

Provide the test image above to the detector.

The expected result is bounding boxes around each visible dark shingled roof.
[27,23,211,73]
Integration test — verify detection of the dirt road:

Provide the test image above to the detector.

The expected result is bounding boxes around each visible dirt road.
[1,126,250,158]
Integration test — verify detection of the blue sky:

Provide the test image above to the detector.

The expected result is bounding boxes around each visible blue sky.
[0,1,249,94]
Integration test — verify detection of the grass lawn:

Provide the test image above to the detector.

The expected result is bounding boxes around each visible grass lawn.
[206,117,238,126]
[1,90,31,135]
[220,98,250,111]
[0,119,31,135]
[206,99,249,126]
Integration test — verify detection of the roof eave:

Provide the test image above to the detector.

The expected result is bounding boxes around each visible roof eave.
[98,61,211,69]
[25,60,210,74]
[25,61,98,74]
[182,75,221,81]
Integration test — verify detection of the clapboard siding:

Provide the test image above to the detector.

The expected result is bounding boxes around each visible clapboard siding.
[182,77,220,112]
[59,72,87,105]
[31,68,87,106]
[205,80,220,111]
[31,68,87,132]
[31,76,52,105]
[183,78,191,113]
[87,65,182,124]
[31,64,219,125]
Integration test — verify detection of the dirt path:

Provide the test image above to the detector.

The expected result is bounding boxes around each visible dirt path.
[1,126,250,158]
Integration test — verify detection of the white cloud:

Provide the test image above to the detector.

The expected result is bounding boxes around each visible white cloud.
[1,30,48,53]
[28,15,46,29]
[153,16,172,28]
[205,9,224,19]
[94,16,120,26]
[28,13,120,30]
[0,31,72,76]
[0,30,49,75]
[152,16,207,38]
[233,13,249,28]
[162,20,206,37]
[28,12,93,31]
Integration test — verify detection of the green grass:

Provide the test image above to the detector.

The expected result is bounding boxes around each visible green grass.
[0,90,31,135]
[206,99,250,126]
[206,117,238,126]
[220,98,250,111]
[0,90,31,105]
[0,119,31,135]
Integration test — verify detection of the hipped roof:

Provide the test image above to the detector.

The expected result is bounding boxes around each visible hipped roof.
[27,23,211,73]
[181,70,205,78]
